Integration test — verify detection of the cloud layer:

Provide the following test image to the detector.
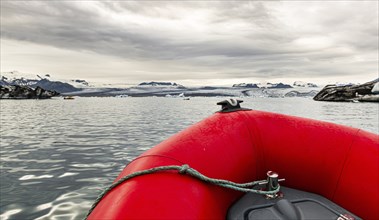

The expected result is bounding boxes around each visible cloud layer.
[1,1,378,85]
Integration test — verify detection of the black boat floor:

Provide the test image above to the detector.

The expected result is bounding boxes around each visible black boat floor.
[227,186,360,220]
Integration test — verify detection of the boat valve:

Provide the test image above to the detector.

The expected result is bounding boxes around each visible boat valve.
[258,171,285,199]
[216,99,251,113]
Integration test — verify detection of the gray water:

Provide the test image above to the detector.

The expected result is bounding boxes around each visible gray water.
[1,97,378,220]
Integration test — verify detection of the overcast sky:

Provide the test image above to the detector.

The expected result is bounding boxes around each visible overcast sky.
[1,1,378,86]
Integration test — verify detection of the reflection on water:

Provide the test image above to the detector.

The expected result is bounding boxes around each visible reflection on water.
[0,97,378,219]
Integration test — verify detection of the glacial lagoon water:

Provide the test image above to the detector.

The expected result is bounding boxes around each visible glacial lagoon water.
[0,97,378,220]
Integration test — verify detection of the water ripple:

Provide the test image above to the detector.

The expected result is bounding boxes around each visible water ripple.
[1,97,377,219]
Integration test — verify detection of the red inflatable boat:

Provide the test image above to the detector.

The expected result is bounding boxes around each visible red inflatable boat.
[87,100,379,220]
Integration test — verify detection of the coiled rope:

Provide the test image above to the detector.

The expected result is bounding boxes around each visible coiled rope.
[84,164,280,219]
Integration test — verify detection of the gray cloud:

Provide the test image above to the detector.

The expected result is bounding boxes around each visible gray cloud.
[1,1,378,85]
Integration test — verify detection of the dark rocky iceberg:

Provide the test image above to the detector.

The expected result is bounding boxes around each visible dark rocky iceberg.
[0,85,59,99]
[313,79,379,102]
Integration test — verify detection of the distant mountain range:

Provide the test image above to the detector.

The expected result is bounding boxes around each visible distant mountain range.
[233,82,295,89]
[138,82,186,88]
[0,71,320,97]
[0,71,81,93]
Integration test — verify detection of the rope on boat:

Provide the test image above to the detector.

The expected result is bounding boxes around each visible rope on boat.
[84,164,281,219]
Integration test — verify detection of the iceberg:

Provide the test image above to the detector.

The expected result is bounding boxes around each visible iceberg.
[371,82,379,94]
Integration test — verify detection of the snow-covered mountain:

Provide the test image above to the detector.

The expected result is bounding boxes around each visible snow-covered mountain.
[234,81,318,89]
[137,81,186,89]
[1,71,43,86]
[68,79,91,88]
[233,82,297,89]
[1,71,321,97]
[0,71,81,93]
[293,81,318,88]
[232,83,259,88]
[268,83,293,89]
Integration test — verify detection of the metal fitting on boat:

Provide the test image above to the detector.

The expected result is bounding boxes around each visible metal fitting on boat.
[267,171,279,191]
[217,99,251,113]
[265,171,285,199]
